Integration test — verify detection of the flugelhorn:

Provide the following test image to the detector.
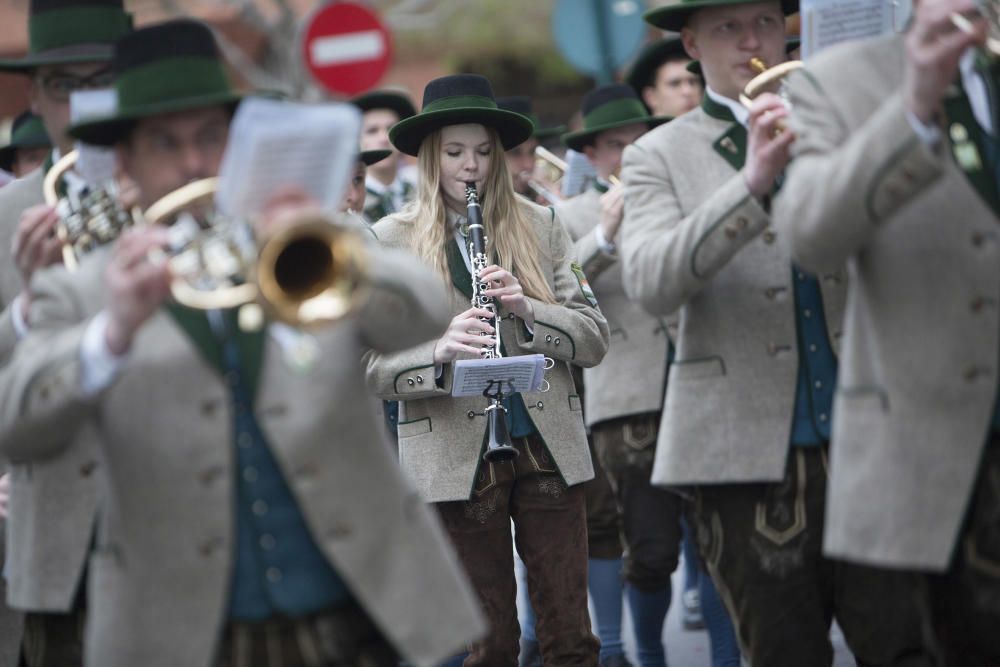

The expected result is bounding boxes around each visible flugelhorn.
[527,145,620,202]
[739,56,804,110]
[144,177,368,328]
[43,150,141,271]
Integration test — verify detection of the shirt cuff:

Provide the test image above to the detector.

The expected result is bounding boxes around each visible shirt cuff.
[80,311,129,396]
[906,110,942,147]
[10,295,28,341]
[593,225,617,254]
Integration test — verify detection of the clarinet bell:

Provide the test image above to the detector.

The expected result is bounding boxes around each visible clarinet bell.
[483,402,519,463]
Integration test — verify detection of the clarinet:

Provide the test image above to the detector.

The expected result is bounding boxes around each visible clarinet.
[465,182,518,463]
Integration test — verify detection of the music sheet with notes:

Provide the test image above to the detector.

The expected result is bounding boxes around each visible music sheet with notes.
[451,355,548,397]
[216,97,361,218]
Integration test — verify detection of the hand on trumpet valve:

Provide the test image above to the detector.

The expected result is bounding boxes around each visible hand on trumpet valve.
[906,0,986,124]
[433,306,498,364]
[744,93,795,198]
[104,226,173,356]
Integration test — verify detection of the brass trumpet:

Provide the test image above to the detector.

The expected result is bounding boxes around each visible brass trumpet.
[144,177,368,328]
[43,150,141,271]
[739,56,804,110]
[526,145,620,202]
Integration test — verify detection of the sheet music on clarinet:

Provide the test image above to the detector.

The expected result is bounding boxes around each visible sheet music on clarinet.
[451,355,548,398]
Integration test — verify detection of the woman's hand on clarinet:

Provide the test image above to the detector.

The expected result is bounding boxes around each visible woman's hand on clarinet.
[480,265,534,325]
[433,307,497,364]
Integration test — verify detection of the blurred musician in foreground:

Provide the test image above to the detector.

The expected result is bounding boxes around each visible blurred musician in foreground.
[777,0,1000,662]
[619,0,930,664]
[0,19,485,667]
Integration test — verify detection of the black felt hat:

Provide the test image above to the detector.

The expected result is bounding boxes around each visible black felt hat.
[645,0,798,32]
[496,96,567,140]
[561,84,671,152]
[0,0,132,72]
[625,38,691,93]
[67,20,242,147]
[360,148,391,166]
[0,112,51,172]
[350,89,417,121]
[389,74,535,157]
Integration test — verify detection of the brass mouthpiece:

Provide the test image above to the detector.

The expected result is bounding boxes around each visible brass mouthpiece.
[749,57,768,75]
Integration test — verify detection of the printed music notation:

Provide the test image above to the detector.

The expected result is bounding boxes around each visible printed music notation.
[451,355,548,397]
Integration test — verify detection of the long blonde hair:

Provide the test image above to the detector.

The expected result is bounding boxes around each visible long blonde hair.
[396,126,557,304]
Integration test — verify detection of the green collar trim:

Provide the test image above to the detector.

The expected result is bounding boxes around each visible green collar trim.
[446,237,473,300]
[712,124,747,172]
[423,95,498,114]
[593,180,610,194]
[943,87,1000,215]
[30,6,131,53]
[701,93,737,123]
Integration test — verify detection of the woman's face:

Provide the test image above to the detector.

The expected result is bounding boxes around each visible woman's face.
[438,123,492,210]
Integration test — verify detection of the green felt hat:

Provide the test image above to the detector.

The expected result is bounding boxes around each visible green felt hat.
[0,111,51,172]
[389,74,535,157]
[496,96,567,141]
[561,84,671,152]
[68,20,243,147]
[686,36,801,75]
[350,89,417,121]
[625,37,691,93]
[645,0,798,33]
[0,0,132,72]
[360,148,391,166]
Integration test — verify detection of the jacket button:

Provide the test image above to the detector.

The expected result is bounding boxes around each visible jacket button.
[762,230,776,244]
[735,216,749,230]
[545,334,553,343]
[554,337,561,346]
[416,375,424,384]
[536,401,544,409]
[467,411,476,419]
[407,378,415,386]
[79,461,98,478]
[724,225,738,239]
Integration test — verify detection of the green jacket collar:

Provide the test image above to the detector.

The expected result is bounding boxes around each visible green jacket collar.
[702,91,747,171]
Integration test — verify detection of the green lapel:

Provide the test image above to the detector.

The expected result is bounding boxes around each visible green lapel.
[702,93,747,171]
[446,237,474,300]
[165,304,267,402]
[364,187,390,221]
[943,84,1000,217]
[593,180,610,194]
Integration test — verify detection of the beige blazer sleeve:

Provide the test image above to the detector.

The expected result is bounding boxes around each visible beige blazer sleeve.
[620,141,771,316]
[0,265,97,463]
[573,228,617,281]
[776,73,945,274]
[0,304,19,367]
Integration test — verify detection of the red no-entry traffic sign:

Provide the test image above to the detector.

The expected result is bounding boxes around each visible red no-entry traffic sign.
[301,2,393,97]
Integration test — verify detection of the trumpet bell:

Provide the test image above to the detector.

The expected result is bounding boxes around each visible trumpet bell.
[43,150,140,271]
[256,218,368,328]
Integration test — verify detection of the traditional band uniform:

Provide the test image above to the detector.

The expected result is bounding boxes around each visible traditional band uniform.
[350,90,419,224]
[619,2,929,664]
[777,32,1000,665]
[559,85,683,667]
[0,2,131,663]
[365,74,609,667]
[0,20,486,667]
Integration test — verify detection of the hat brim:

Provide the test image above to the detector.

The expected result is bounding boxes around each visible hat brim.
[352,92,417,120]
[561,116,671,152]
[390,107,535,157]
[645,0,798,32]
[68,91,244,147]
[0,43,115,73]
[534,125,567,140]
[361,149,392,166]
